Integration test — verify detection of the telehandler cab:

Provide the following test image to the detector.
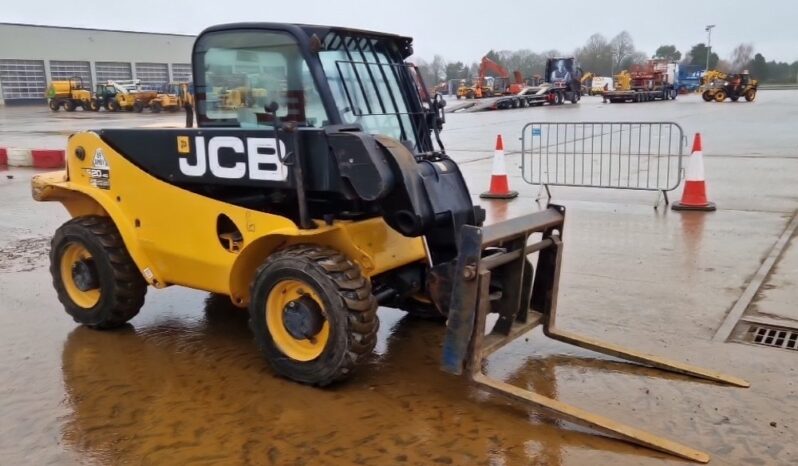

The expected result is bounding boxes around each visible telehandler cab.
[33,23,747,462]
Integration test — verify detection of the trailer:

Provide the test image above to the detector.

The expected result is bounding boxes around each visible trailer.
[603,60,679,103]
[451,57,581,112]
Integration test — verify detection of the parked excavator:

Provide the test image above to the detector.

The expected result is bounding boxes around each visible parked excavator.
[457,56,524,99]
[32,22,747,463]
[701,70,757,102]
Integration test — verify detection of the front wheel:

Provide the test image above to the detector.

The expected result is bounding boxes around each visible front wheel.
[88,99,100,111]
[745,89,756,102]
[64,100,76,112]
[50,216,147,329]
[150,101,162,113]
[108,100,120,112]
[249,245,378,386]
[133,101,144,113]
[702,91,713,102]
[713,89,727,102]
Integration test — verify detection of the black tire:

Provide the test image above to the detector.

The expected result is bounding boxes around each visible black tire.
[50,216,147,329]
[249,245,378,386]
[108,100,120,112]
[570,92,579,104]
[713,90,727,102]
[730,96,739,102]
[133,101,144,113]
[64,100,76,112]
[49,100,60,111]
[745,89,756,102]
[89,99,100,111]
[150,101,162,113]
[702,91,713,102]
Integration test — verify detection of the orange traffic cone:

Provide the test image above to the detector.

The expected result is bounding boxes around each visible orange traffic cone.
[480,134,518,199]
[672,133,716,211]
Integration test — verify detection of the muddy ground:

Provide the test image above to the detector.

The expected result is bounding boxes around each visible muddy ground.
[1,92,797,465]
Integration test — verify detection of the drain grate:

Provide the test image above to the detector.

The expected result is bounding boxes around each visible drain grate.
[745,325,798,351]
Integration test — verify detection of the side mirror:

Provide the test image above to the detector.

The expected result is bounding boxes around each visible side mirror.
[265,101,279,114]
[435,93,447,108]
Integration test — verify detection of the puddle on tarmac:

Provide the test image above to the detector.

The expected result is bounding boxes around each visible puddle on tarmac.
[41,292,680,466]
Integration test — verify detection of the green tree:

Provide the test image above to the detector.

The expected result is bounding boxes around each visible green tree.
[748,53,768,80]
[444,61,468,80]
[688,43,719,69]
[654,45,681,61]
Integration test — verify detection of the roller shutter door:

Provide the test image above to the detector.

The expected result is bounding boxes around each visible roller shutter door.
[49,61,92,87]
[171,63,192,82]
[0,59,46,101]
[135,62,168,89]
[95,62,132,83]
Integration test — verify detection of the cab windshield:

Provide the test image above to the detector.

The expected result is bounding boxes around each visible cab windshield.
[319,32,422,150]
[194,30,327,128]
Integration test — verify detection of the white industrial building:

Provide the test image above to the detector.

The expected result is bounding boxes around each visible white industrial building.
[0,23,195,105]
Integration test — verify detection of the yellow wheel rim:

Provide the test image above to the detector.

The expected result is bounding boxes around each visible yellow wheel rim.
[266,279,329,362]
[60,242,100,309]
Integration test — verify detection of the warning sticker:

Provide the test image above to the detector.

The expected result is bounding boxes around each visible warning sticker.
[93,148,109,169]
[87,147,111,189]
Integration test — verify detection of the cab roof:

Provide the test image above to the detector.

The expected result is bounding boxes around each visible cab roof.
[199,22,415,58]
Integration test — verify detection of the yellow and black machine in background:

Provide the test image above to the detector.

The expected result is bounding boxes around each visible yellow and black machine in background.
[33,22,748,463]
[701,70,758,102]
[46,77,97,111]
[149,82,194,113]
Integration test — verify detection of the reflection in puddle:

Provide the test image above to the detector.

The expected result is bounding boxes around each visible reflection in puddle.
[59,294,667,465]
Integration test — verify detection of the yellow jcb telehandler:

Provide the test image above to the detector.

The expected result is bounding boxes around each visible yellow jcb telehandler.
[701,70,758,102]
[32,22,747,463]
[149,82,194,113]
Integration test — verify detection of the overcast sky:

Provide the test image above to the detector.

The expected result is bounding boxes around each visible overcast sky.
[4,0,797,63]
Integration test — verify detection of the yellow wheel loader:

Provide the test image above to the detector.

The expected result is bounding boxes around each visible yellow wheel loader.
[33,22,747,463]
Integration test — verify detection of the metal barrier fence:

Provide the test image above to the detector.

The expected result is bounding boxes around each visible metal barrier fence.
[521,122,687,205]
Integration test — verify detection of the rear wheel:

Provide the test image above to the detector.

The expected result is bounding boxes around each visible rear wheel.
[50,216,147,329]
[713,90,727,102]
[249,245,378,386]
[730,96,739,102]
[133,101,144,113]
[702,91,713,102]
[108,100,120,112]
[49,100,60,111]
[88,99,100,111]
[745,89,756,102]
[64,100,76,112]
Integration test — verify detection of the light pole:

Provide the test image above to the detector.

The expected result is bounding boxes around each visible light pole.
[705,25,716,71]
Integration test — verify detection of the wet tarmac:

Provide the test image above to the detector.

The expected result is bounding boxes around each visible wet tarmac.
[1,92,797,465]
